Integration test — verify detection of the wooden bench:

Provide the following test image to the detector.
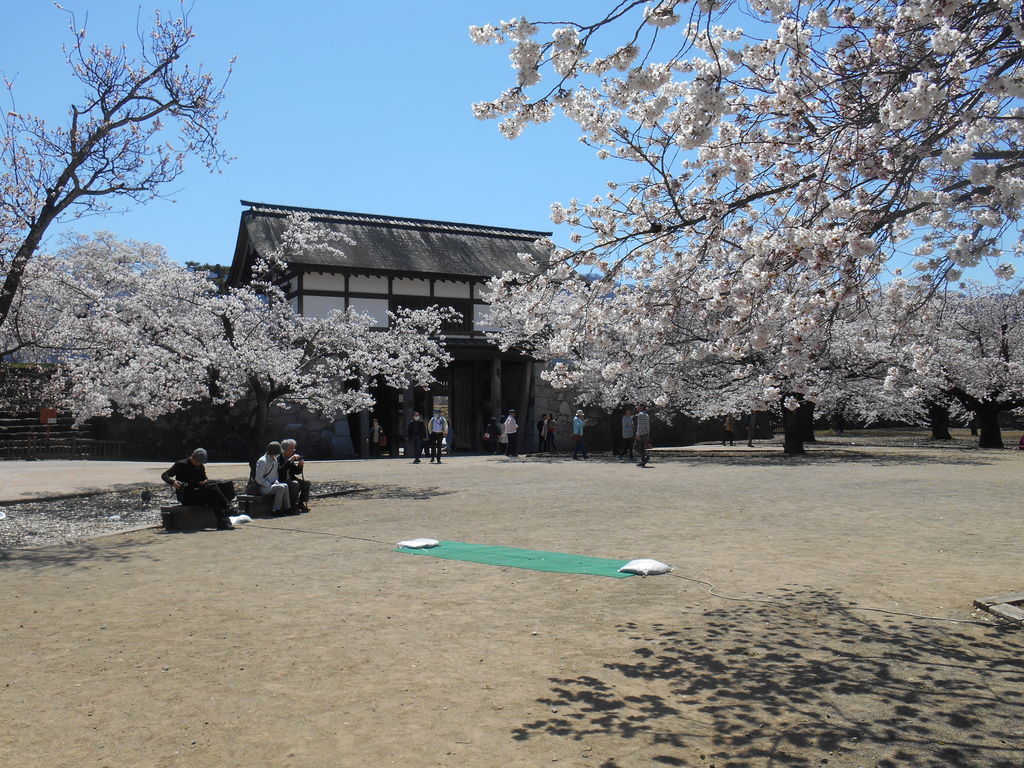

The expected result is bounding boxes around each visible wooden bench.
[236,493,275,517]
[160,504,220,531]
[160,492,290,530]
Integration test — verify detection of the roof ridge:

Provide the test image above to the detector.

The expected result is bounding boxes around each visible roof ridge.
[240,200,552,239]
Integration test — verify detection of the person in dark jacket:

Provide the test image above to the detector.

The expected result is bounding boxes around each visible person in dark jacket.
[160,448,236,529]
[406,412,428,464]
[278,438,311,512]
[484,416,499,454]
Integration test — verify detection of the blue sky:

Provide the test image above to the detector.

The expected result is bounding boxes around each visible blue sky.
[2,2,1012,281]
[2,1,607,265]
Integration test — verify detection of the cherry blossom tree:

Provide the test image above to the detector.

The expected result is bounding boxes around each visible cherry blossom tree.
[887,279,1024,448]
[473,0,1024,452]
[0,2,231,333]
[15,217,454,459]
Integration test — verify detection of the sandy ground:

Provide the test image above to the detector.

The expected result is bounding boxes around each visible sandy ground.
[1,437,1022,767]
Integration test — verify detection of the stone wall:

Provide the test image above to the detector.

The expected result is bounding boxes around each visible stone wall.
[264,404,355,459]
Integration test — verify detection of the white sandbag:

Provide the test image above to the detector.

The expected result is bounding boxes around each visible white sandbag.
[397,538,440,549]
[618,558,673,576]
[229,514,253,526]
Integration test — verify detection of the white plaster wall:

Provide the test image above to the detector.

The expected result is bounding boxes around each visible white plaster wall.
[303,273,346,292]
[303,295,344,318]
[392,277,431,296]
[349,297,390,327]
[349,275,389,293]
[434,280,471,299]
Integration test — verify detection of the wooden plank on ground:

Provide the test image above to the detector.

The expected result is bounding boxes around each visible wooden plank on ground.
[987,603,1024,623]
[974,591,1024,608]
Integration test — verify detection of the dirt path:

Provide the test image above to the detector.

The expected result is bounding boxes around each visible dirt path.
[1,441,1022,767]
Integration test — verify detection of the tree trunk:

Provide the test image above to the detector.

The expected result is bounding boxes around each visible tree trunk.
[781,396,806,455]
[800,399,816,443]
[245,390,272,475]
[927,402,953,440]
[976,406,1003,449]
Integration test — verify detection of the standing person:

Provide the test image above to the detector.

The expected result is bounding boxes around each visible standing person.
[635,404,652,467]
[504,409,519,457]
[746,410,757,447]
[369,418,384,457]
[497,414,509,455]
[406,411,427,464]
[278,438,311,513]
[161,448,236,530]
[572,409,589,460]
[254,441,294,514]
[723,414,735,446]
[536,414,548,453]
[483,416,499,454]
[428,408,448,464]
[620,407,636,460]
[547,415,558,452]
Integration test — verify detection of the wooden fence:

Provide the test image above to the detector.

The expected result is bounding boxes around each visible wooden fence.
[0,436,125,460]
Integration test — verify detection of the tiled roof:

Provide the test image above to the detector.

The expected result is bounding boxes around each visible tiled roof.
[237,200,552,279]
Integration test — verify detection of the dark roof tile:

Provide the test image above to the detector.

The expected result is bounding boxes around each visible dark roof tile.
[240,201,551,279]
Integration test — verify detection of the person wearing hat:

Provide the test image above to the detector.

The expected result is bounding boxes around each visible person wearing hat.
[503,408,519,457]
[572,409,590,460]
[161,448,237,529]
[254,441,294,514]
[428,408,449,464]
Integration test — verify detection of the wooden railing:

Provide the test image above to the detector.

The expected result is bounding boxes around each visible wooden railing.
[0,436,124,460]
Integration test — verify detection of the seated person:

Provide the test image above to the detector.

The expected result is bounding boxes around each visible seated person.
[254,441,294,514]
[278,438,311,513]
[161,448,236,530]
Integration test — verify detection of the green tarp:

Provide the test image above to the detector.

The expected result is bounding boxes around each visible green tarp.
[395,540,634,578]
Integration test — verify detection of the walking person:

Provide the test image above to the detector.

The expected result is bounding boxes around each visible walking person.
[572,409,589,460]
[369,418,384,457]
[406,411,427,464]
[504,409,519,457]
[497,414,509,455]
[547,415,558,452]
[483,416,499,454]
[746,410,757,447]
[620,407,636,460]
[428,408,448,464]
[723,413,735,446]
[635,404,652,467]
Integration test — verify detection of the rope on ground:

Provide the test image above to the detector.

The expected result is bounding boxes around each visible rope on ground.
[244,523,393,547]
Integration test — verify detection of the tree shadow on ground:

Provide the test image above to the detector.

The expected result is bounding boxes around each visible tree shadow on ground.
[515,588,1024,767]
[0,536,160,572]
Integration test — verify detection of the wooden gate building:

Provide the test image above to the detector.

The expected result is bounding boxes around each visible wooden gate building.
[227,200,550,457]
